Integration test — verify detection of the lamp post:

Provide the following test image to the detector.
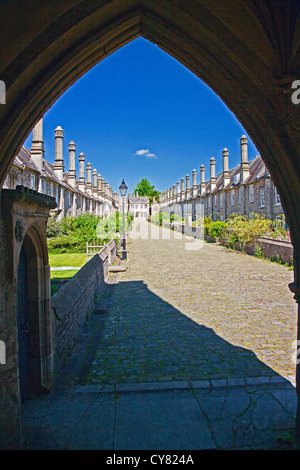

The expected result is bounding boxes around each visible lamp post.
[119,179,128,260]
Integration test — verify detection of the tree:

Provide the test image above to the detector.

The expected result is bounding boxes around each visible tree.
[133,178,160,205]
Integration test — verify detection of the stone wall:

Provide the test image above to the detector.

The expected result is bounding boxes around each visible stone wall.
[51,239,117,374]
[220,236,293,265]
[162,219,293,264]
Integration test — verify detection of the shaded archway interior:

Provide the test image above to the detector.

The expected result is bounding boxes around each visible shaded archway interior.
[0,1,299,246]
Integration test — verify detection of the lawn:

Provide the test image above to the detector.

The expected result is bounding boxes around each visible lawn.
[50,269,80,280]
[49,253,87,268]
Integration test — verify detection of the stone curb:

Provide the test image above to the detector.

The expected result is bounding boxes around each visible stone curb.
[69,375,295,395]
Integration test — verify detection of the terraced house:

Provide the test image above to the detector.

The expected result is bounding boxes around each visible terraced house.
[3,118,119,219]
[159,135,286,228]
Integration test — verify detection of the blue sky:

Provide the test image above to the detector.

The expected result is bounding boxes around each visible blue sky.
[24,37,259,195]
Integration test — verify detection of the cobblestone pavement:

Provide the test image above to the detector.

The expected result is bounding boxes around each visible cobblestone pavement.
[87,222,297,386]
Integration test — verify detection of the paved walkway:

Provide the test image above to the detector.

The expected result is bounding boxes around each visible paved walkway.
[89,222,297,385]
[22,222,298,450]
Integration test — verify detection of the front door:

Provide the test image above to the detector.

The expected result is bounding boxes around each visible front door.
[17,245,30,404]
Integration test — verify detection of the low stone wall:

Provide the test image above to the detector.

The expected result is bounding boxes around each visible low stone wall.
[220,236,293,264]
[51,239,117,374]
[163,221,203,238]
[161,220,293,264]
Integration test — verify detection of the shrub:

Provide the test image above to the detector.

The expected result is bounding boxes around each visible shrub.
[225,213,272,247]
[209,221,228,239]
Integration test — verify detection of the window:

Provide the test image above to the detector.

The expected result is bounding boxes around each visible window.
[42,179,47,194]
[214,195,217,206]
[220,192,223,208]
[231,190,235,205]
[30,174,35,190]
[260,188,265,207]
[274,186,281,205]
[234,173,240,185]
[249,185,254,202]
[50,183,54,197]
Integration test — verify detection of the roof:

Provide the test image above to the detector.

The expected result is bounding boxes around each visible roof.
[129,196,149,203]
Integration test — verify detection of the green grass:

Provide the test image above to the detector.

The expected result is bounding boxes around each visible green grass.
[49,253,86,268]
[50,269,80,280]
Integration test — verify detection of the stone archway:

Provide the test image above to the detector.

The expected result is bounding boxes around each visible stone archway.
[0,0,299,448]
[0,186,56,448]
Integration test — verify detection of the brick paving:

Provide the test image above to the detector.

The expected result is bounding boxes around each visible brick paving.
[87,222,297,386]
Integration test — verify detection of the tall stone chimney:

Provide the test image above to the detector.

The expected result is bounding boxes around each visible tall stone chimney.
[86,162,92,195]
[54,126,64,181]
[222,148,230,188]
[31,117,45,172]
[78,152,85,192]
[68,141,76,188]
[97,174,102,198]
[240,135,250,182]
[92,168,97,197]
[181,178,185,199]
[200,165,206,195]
[210,158,216,192]
[185,174,190,199]
[192,169,197,198]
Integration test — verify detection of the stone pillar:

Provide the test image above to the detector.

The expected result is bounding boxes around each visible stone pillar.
[86,163,92,195]
[210,158,216,192]
[222,148,230,188]
[78,153,85,193]
[240,135,250,182]
[31,118,45,172]
[54,126,64,181]
[200,165,206,195]
[68,141,76,188]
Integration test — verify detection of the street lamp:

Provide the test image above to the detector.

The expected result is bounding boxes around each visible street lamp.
[119,179,128,260]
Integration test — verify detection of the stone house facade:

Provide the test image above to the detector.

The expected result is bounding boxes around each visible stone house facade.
[128,195,149,220]
[159,135,287,229]
[3,118,119,220]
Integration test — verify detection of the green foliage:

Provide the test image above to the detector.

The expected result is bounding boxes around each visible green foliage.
[133,178,160,205]
[208,221,228,239]
[150,211,169,226]
[47,212,131,254]
[46,215,63,238]
[226,213,272,247]
[170,213,181,222]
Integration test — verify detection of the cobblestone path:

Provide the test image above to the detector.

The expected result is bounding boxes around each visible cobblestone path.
[87,222,297,386]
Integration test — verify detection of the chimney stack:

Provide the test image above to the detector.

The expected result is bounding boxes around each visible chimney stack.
[192,169,197,197]
[210,158,216,192]
[78,152,85,192]
[200,165,206,195]
[68,141,76,188]
[92,168,98,197]
[222,148,230,188]
[240,135,250,182]
[54,126,64,181]
[31,117,45,172]
[97,174,102,198]
[86,162,92,195]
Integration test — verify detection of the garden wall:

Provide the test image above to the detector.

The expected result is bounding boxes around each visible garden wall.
[51,239,117,374]
[161,220,293,264]
[220,236,293,264]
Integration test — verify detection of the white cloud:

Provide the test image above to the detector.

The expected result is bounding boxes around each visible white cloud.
[135,149,158,159]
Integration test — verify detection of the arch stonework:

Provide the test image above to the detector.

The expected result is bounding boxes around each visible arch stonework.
[0,187,56,448]
[0,0,299,447]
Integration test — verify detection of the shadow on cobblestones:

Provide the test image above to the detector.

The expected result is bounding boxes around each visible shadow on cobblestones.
[87,280,289,385]
[22,280,296,450]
